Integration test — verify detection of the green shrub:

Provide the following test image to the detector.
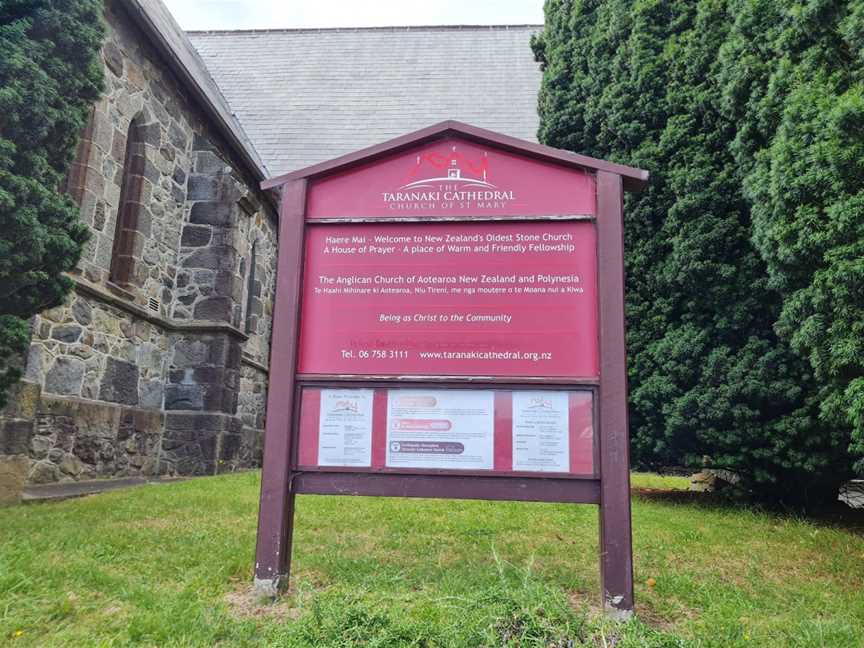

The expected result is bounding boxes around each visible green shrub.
[533,0,858,505]
[0,0,104,406]
[718,0,864,473]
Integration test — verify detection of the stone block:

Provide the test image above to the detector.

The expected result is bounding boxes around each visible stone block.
[200,433,219,465]
[181,225,211,247]
[3,380,40,419]
[132,208,153,238]
[209,227,236,248]
[59,453,85,478]
[23,344,44,384]
[103,41,124,77]
[99,357,140,406]
[219,433,243,465]
[224,369,240,391]
[172,166,187,187]
[163,97,182,122]
[44,357,85,396]
[172,339,210,367]
[133,410,163,436]
[42,306,67,323]
[112,127,128,161]
[193,133,216,152]
[168,122,189,150]
[215,271,241,301]
[164,384,203,411]
[52,324,83,343]
[226,340,243,368]
[138,122,162,148]
[93,232,116,270]
[138,380,164,409]
[66,399,118,439]
[200,384,237,414]
[189,201,233,227]
[171,182,186,205]
[72,435,111,468]
[164,412,226,435]
[29,460,60,485]
[72,299,93,326]
[168,368,193,384]
[126,61,146,90]
[0,456,29,506]
[249,297,264,318]
[187,175,219,201]
[219,176,244,203]
[193,269,216,284]
[0,419,33,455]
[160,145,175,164]
[136,343,163,372]
[194,297,233,322]
[192,366,225,386]
[30,435,51,459]
[142,157,161,185]
[184,246,236,272]
[195,150,227,175]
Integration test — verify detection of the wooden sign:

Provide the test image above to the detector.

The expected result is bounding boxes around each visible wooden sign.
[254,121,648,618]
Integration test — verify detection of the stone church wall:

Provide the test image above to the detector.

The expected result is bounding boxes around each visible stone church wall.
[0,0,278,502]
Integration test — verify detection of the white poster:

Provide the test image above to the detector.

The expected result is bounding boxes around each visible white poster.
[386,390,494,470]
[512,391,570,473]
[318,389,374,467]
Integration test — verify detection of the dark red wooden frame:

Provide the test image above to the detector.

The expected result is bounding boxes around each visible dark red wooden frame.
[255,122,647,617]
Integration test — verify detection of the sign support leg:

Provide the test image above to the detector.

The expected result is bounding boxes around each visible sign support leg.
[596,171,635,618]
[253,179,307,597]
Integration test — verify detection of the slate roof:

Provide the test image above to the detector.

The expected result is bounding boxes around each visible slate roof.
[187,25,543,177]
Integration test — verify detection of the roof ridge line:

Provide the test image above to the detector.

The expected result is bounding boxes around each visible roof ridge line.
[187,24,543,35]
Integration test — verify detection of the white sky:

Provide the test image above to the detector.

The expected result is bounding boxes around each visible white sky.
[163,0,545,31]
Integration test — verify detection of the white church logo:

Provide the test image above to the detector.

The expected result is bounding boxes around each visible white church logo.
[381,145,515,209]
[398,146,496,190]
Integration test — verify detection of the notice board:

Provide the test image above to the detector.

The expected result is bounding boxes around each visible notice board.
[253,121,648,617]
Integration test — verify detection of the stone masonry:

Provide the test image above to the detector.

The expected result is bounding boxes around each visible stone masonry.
[0,0,278,503]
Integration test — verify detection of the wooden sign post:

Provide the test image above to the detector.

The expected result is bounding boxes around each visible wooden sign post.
[254,121,648,618]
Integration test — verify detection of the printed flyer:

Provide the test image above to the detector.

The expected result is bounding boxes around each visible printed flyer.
[317,389,374,467]
[512,391,570,472]
[386,389,494,470]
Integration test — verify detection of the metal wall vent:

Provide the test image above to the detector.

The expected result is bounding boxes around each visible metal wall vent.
[148,298,160,312]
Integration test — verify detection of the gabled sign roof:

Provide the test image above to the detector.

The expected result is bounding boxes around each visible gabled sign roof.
[261,120,650,193]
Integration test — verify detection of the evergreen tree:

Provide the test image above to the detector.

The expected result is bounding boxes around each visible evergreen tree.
[533,0,855,504]
[719,1,864,473]
[0,0,104,406]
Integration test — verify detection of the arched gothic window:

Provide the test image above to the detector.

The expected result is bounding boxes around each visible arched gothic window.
[109,114,147,286]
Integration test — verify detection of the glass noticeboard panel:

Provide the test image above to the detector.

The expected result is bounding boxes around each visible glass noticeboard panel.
[296,387,595,477]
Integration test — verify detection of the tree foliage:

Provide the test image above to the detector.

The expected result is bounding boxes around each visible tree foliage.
[0,0,104,406]
[533,0,860,504]
[718,1,864,473]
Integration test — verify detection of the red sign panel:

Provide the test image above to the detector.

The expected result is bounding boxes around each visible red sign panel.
[298,221,599,378]
[306,137,597,219]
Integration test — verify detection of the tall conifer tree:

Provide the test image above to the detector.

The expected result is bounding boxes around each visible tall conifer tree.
[0,0,104,406]
[533,0,856,504]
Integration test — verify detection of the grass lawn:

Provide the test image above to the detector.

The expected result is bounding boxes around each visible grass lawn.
[1,472,862,647]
